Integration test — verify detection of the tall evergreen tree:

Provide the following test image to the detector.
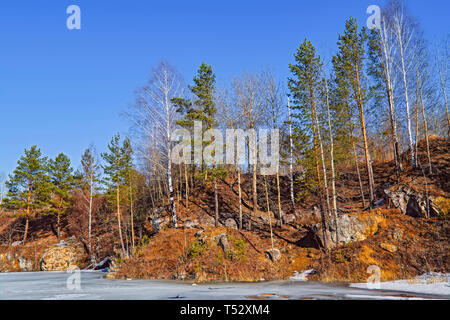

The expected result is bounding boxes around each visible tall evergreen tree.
[288,39,324,199]
[3,146,52,242]
[102,134,133,257]
[173,63,224,227]
[48,153,74,238]
[333,17,375,207]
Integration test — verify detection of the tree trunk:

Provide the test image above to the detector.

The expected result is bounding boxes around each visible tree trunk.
[437,48,450,136]
[23,218,29,243]
[184,162,189,207]
[309,90,322,198]
[252,162,257,230]
[316,111,331,219]
[324,78,339,244]
[237,166,243,230]
[214,178,219,227]
[419,81,432,175]
[398,39,415,168]
[117,182,126,257]
[88,185,93,258]
[287,97,296,211]
[350,121,366,208]
[264,175,274,251]
[129,172,135,254]
[355,63,374,207]
[57,213,61,239]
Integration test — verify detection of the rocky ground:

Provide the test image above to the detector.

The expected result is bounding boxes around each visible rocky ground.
[0,136,449,283]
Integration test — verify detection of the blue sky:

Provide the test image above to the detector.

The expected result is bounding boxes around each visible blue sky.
[0,0,449,175]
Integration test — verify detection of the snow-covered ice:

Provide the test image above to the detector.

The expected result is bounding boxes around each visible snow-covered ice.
[350,273,450,297]
[0,271,448,300]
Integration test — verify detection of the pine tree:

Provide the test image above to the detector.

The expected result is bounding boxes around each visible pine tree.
[333,17,375,207]
[4,146,52,242]
[288,39,324,200]
[48,153,74,238]
[102,134,132,257]
[174,63,225,227]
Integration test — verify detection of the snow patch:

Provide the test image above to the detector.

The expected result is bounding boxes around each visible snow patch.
[290,269,314,281]
[350,273,450,297]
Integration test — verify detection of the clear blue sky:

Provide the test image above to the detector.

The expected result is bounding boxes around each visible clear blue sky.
[0,0,448,175]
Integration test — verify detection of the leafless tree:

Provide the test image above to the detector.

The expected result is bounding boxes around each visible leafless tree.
[231,71,271,229]
[126,61,183,228]
[389,0,419,168]
[436,37,450,135]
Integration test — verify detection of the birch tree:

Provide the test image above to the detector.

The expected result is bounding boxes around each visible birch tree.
[368,15,402,174]
[391,3,417,168]
[127,61,182,228]
[286,97,296,211]
[78,146,100,260]
[436,38,450,136]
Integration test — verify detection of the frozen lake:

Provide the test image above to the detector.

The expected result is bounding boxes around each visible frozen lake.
[0,271,448,300]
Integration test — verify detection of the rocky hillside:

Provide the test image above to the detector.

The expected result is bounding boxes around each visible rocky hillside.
[1,136,449,282]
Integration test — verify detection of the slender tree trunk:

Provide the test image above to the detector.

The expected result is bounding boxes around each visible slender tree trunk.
[23,218,29,243]
[350,121,366,208]
[398,39,415,168]
[380,27,402,173]
[419,79,432,175]
[437,50,450,136]
[237,165,243,230]
[24,181,31,243]
[214,178,219,227]
[184,162,189,207]
[309,90,322,198]
[315,111,331,218]
[415,71,420,162]
[324,78,339,244]
[129,171,135,254]
[252,162,257,228]
[116,181,126,257]
[57,213,61,239]
[264,175,274,251]
[287,97,295,211]
[88,183,93,257]
[355,63,374,206]
[165,89,177,229]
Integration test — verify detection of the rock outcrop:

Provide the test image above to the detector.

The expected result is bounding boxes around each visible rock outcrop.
[384,185,440,218]
[40,240,85,271]
[303,213,382,249]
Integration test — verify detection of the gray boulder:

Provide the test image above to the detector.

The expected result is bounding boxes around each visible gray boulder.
[265,248,281,262]
[217,234,233,259]
[384,186,438,218]
[223,218,237,229]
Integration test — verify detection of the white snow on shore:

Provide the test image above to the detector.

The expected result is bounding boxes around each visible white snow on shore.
[350,273,450,296]
[290,269,314,281]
